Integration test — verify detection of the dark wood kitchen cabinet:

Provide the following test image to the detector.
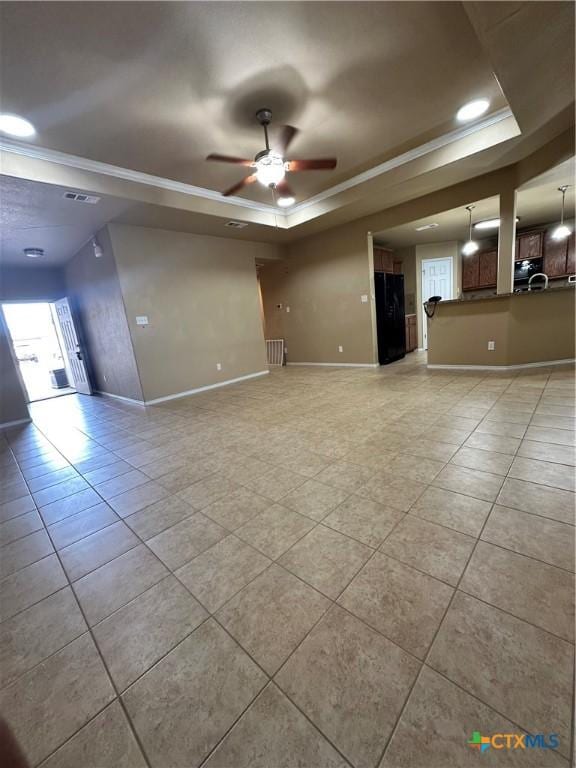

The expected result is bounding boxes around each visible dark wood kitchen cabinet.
[544,230,576,277]
[516,231,543,261]
[567,232,575,274]
[478,249,498,287]
[405,314,417,352]
[374,248,394,273]
[462,251,479,291]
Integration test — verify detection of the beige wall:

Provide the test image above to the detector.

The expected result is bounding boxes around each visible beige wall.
[66,227,144,402]
[260,225,375,365]
[108,224,273,402]
[427,288,575,366]
[0,309,29,426]
[0,266,66,302]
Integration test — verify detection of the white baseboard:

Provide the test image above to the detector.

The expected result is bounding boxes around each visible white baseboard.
[144,370,270,405]
[287,362,380,368]
[0,417,32,430]
[96,390,145,405]
[427,358,575,371]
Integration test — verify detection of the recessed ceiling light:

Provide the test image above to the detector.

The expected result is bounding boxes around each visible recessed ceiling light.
[0,114,36,138]
[456,99,490,122]
[415,223,439,231]
[277,196,295,208]
[24,248,44,258]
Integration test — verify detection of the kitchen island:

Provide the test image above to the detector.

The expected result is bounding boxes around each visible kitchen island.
[427,285,575,368]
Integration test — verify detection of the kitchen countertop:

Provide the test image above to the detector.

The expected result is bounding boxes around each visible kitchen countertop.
[438,284,575,305]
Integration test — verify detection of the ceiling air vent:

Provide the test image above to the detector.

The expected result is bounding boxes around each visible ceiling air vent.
[63,192,101,204]
[415,223,439,232]
[224,221,248,229]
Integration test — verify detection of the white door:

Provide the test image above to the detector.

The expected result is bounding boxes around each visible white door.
[421,257,453,350]
[53,298,92,395]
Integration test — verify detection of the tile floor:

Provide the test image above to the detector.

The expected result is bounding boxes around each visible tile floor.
[0,356,574,767]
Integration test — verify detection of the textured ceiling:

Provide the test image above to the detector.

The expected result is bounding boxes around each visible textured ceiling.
[0,1,506,205]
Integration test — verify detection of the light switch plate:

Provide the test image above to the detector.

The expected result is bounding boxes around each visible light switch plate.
[136,316,149,326]
[361,294,368,303]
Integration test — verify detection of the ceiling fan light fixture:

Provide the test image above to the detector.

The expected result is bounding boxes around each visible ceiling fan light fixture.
[456,99,490,122]
[277,196,295,208]
[255,152,286,187]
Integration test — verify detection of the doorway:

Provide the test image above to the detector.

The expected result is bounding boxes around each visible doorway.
[420,257,453,350]
[2,300,91,403]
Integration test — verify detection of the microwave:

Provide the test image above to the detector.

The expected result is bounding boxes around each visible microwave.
[514,257,543,284]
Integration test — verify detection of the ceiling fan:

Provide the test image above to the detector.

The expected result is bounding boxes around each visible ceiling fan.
[206,108,337,206]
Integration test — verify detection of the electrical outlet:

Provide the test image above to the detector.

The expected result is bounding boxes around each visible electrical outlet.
[488,341,495,351]
[338,345,343,353]
[216,363,222,371]
[286,306,291,313]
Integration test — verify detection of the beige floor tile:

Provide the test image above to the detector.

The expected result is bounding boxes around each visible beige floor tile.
[276,605,420,768]
[0,528,53,579]
[202,487,272,530]
[0,633,115,766]
[32,476,89,507]
[236,503,315,559]
[338,552,453,658]
[123,494,195,539]
[525,426,576,446]
[176,535,271,613]
[108,480,171,517]
[497,478,575,525]
[82,459,133,486]
[279,524,372,598]
[27,466,78,493]
[94,469,150,501]
[123,619,266,768]
[216,564,330,674]
[156,460,218,493]
[0,553,67,621]
[39,488,102,526]
[381,515,475,586]
[74,544,169,625]
[0,509,43,546]
[93,576,207,691]
[315,461,375,493]
[242,466,308,501]
[409,486,491,537]
[433,464,503,502]
[205,683,347,768]
[323,495,404,548]
[476,420,527,438]
[508,456,576,492]
[342,445,398,470]
[518,439,576,466]
[0,587,86,688]
[0,493,36,523]
[531,414,576,430]
[146,512,227,570]
[482,505,575,571]
[451,446,514,476]
[356,474,427,511]
[59,521,140,582]
[428,592,574,757]
[460,541,574,641]
[280,479,350,521]
[389,454,445,483]
[48,502,119,549]
[381,665,568,768]
[41,700,147,768]
[178,473,242,509]
[463,431,521,455]
[398,439,458,463]
[425,427,470,445]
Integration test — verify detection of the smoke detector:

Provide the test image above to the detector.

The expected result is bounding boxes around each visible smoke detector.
[63,192,101,204]
[224,221,249,229]
[24,248,44,258]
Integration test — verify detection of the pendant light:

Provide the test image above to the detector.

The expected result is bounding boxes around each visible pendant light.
[552,186,572,241]
[462,204,479,256]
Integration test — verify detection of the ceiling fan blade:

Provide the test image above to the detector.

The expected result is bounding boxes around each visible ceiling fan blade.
[287,158,337,171]
[207,153,253,166]
[222,173,257,197]
[276,125,299,154]
[275,179,294,198]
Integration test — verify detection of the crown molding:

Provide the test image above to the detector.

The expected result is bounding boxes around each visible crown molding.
[0,107,515,225]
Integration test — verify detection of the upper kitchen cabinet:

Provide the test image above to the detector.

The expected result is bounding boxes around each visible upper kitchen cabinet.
[478,250,498,287]
[462,251,479,291]
[544,230,576,277]
[515,231,543,261]
[374,247,395,273]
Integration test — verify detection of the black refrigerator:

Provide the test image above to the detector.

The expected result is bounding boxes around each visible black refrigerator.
[374,272,406,365]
